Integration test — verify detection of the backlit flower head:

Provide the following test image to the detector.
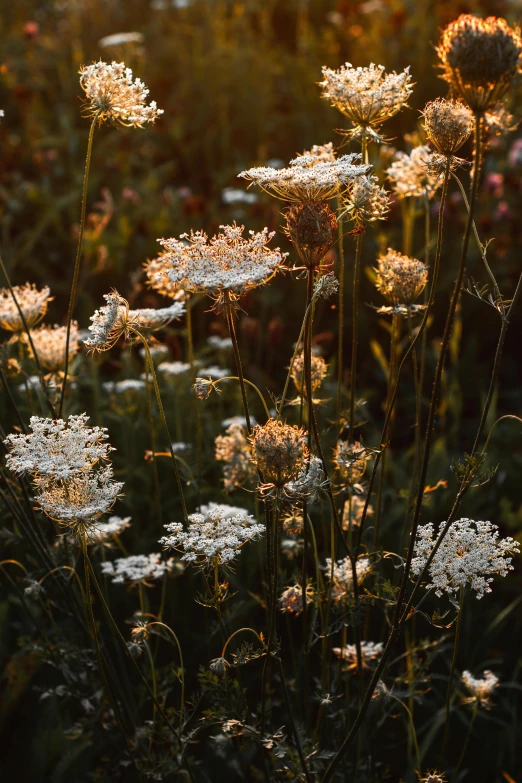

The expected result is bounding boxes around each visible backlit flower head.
[325,555,371,602]
[290,352,328,396]
[461,669,499,705]
[320,63,413,141]
[279,583,313,615]
[375,249,428,315]
[36,465,123,531]
[24,322,80,374]
[4,413,113,481]
[285,200,338,269]
[160,506,265,568]
[215,422,255,492]
[387,146,442,199]
[411,518,520,599]
[87,514,132,544]
[341,174,390,225]
[144,251,186,300]
[437,15,522,113]
[342,495,373,530]
[333,640,383,669]
[334,440,369,485]
[249,419,308,488]
[283,455,328,504]
[422,98,474,156]
[128,301,185,330]
[0,283,52,332]
[101,553,175,585]
[238,153,368,203]
[158,223,286,305]
[79,60,163,127]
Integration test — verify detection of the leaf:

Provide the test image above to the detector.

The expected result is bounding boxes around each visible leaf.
[370,339,388,380]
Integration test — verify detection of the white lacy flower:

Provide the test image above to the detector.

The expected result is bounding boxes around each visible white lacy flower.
[79,60,163,127]
[36,466,123,525]
[208,335,233,350]
[238,153,368,202]
[411,518,520,599]
[461,669,499,702]
[158,223,287,300]
[102,379,146,394]
[198,366,230,380]
[333,641,383,668]
[87,515,132,543]
[158,360,191,376]
[325,555,371,589]
[0,283,52,332]
[197,502,250,519]
[24,322,80,373]
[283,455,327,503]
[387,145,442,199]
[160,506,265,567]
[171,442,191,453]
[101,553,174,584]
[4,413,113,481]
[84,291,128,350]
[221,415,256,428]
[128,300,185,329]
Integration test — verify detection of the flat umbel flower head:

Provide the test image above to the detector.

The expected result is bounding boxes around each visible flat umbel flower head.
[387,146,442,199]
[238,153,369,203]
[341,174,390,225]
[24,322,80,373]
[0,283,52,332]
[159,506,265,569]
[461,669,499,705]
[249,419,308,487]
[437,15,522,113]
[320,63,413,141]
[375,249,428,314]
[101,553,175,585]
[158,223,286,306]
[35,465,123,533]
[87,514,132,544]
[411,518,520,599]
[3,413,113,481]
[422,98,474,156]
[215,422,255,492]
[325,555,371,603]
[79,60,163,127]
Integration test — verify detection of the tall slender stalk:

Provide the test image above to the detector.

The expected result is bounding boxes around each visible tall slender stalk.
[59,113,99,416]
[336,209,345,424]
[224,292,251,433]
[441,587,465,761]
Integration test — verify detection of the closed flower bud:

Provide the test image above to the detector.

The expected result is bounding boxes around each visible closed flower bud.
[375,249,428,307]
[422,98,474,156]
[285,201,338,269]
[249,419,308,487]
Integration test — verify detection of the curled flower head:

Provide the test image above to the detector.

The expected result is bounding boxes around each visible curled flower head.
[422,98,474,156]
[375,249,428,311]
[36,465,123,533]
[215,423,255,492]
[101,553,175,585]
[314,272,339,299]
[194,376,222,400]
[290,352,328,396]
[334,440,369,485]
[4,413,113,481]
[342,174,390,225]
[158,223,286,306]
[0,283,52,332]
[387,146,443,199]
[79,60,163,127]
[160,506,264,568]
[461,669,499,705]
[411,518,520,599]
[249,419,308,487]
[285,201,338,268]
[278,583,313,615]
[24,322,80,374]
[320,63,413,141]
[238,153,369,203]
[437,15,522,112]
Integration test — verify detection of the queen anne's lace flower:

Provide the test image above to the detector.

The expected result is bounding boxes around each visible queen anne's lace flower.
[215,423,256,492]
[4,414,113,481]
[411,518,520,599]
[239,153,368,202]
[325,555,371,592]
[101,553,174,585]
[102,379,146,394]
[157,223,286,303]
[290,352,328,396]
[387,146,442,199]
[36,466,123,526]
[0,283,52,332]
[278,583,313,615]
[79,60,163,127]
[144,252,186,300]
[422,98,474,156]
[87,515,132,544]
[158,361,191,376]
[128,301,186,330]
[342,495,373,530]
[333,641,383,669]
[461,669,499,703]
[320,63,413,140]
[342,174,390,225]
[375,249,428,315]
[24,322,80,373]
[283,455,328,504]
[334,441,369,485]
[249,419,308,488]
[159,506,265,568]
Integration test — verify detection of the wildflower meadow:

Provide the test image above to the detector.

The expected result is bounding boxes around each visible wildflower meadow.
[1,2,522,782]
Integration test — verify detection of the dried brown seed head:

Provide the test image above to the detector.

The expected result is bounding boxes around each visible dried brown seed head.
[249,419,308,487]
[422,98,474,155]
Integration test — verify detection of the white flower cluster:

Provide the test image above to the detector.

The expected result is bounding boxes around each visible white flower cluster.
[102,379,146,394]
[25,322,80,373]
[238,153,369,202]
[208,335,233,350]
[128,300,186,329]
[320,63,413,136]
[461,669,499,701]
[197,365,230,380]
[387,145,442,199]
[158,223,287,300]
[0,283,52,332]
[79,60,163,127]
[333,641,383,668]
[87,515,132,544]
[325,555,371,589]
[101,553,174,584]
[160,506,265,567]
[4,413,113,480]
[411,518,520,599]
[283,455,327,504]
[37,466,123,524]
[158,360,191,376]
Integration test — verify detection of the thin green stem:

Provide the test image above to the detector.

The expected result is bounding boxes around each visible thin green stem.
[336,208,345,424]
[441,587,465,762]
[224,293,251,433]
[59,114,99,416]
